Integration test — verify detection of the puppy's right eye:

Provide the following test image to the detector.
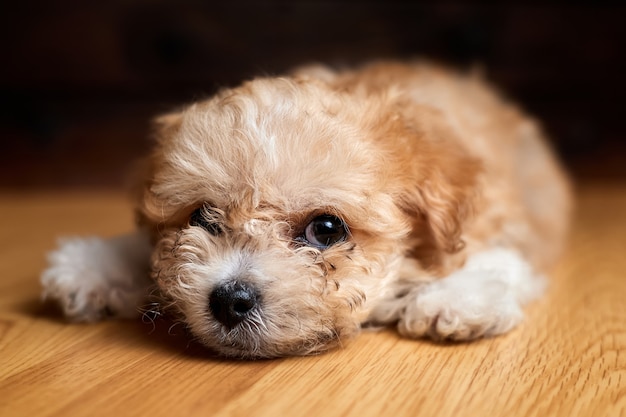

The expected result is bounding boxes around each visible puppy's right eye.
[190,208,223,236]
[301,214,348,249]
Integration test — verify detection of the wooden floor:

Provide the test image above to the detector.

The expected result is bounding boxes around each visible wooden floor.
[1,183,625,417]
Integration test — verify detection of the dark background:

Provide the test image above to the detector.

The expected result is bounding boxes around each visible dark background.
[1,1,625,189]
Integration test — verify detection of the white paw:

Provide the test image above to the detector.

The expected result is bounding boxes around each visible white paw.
[398,270,524,341]
[41,234,152,322]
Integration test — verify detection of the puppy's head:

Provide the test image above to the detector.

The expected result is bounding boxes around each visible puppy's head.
[137,75,479,358]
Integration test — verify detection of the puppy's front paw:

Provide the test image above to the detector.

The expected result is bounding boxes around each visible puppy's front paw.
[398,271,524,341]
[41,235,151,322]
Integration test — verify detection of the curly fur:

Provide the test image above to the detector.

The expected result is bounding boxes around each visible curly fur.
[41,61,571,358]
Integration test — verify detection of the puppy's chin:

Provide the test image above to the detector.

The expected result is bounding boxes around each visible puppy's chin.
[187,316,352,359]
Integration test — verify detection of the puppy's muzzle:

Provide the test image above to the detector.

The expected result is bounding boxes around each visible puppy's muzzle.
[209,281,259,328]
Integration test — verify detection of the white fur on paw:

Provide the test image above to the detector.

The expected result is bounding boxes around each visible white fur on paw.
[41,234,152,322]
[398,270,524,341]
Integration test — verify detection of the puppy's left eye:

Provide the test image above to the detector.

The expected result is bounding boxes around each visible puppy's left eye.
[190,207,223,236]
[302,215,348,249]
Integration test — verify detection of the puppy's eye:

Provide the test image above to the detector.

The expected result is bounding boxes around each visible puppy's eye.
[302,215,348,249]
[190,207,223,236]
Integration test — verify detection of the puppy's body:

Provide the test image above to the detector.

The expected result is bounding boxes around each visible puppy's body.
[42,62,570,358]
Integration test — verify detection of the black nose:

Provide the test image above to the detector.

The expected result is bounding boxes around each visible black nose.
[209,281,259,328]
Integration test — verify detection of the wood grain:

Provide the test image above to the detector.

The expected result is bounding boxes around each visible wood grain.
[1,184,625,417]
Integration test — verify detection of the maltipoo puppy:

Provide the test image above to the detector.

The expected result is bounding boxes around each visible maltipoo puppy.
[41,61,571,358]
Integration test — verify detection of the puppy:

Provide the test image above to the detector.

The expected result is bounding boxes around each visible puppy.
[41,61,571,358]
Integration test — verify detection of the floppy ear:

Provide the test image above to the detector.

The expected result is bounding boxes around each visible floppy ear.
[131,111,185,239]
[392,105,483,257]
